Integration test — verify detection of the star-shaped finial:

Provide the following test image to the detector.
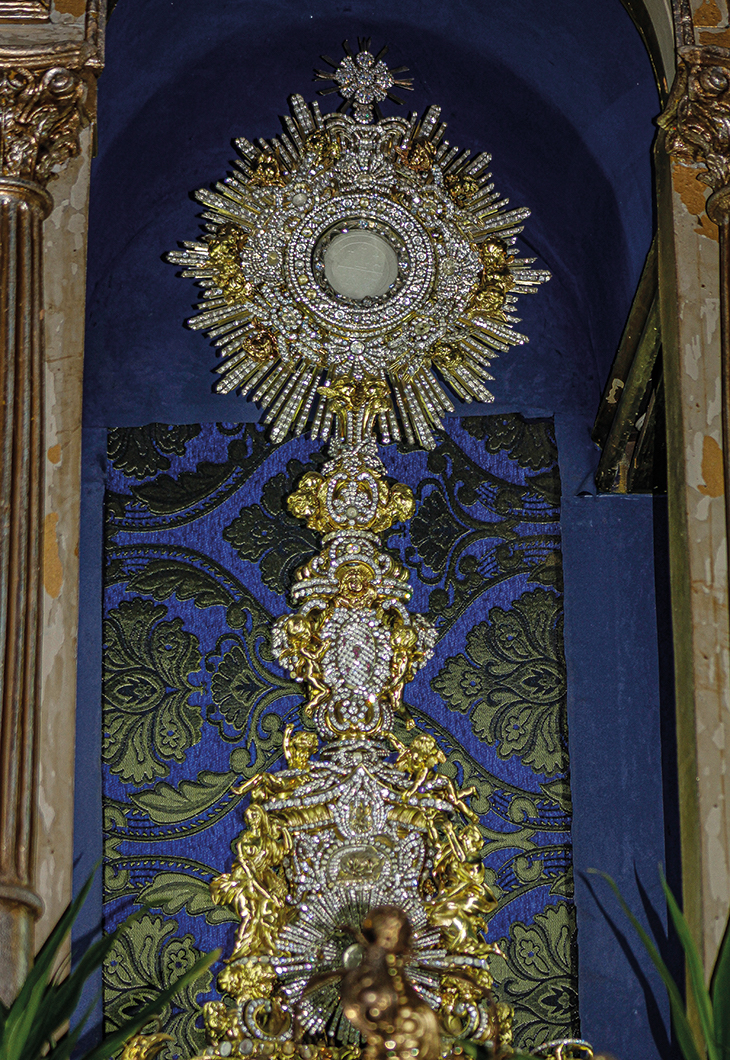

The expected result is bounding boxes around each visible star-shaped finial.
[315,38,413,123]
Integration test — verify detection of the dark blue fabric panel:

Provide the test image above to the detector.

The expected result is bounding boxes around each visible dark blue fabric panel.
[75,413,676,1060]
[73,426,108,1049]
[556,412,673,1060]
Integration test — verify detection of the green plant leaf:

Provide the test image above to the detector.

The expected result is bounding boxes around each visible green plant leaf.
[660,868,717,1060]
[137,872,238,924]
[712,911,730,1060]
[19,906,145,1060]
[46,996,96,1060]
[590,869,704,1060]
[1,870,97,1060]
[81,948,219,1060]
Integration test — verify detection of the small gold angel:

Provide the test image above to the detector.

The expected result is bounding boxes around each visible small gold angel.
[210,804,292,960]
[428,821,498,953]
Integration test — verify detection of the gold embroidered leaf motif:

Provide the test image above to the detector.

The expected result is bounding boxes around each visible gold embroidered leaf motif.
[103,913,213,1060]
[107,424,202,480]
[461,414,559,472]
[489,902,579,1048]
[102,598,203,784]
[431,588,567,776]
[210,642,296,733]
[137,872,239,926]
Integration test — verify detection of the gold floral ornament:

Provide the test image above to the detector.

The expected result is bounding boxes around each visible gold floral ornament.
[121,1029,174,1060]
[167,44,550,450]
[287,443,415,537]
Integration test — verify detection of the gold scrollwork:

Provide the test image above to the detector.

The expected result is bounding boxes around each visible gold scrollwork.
[317,379,392,438]
[287,455,414,536]
[208,225,253,306]
[659,47,730,194]
[203,1000,244,1043]
[120,1030,174,1060]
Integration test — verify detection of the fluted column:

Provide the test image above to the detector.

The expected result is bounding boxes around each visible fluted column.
[0,7,102,1002]
[0,175,50,1002]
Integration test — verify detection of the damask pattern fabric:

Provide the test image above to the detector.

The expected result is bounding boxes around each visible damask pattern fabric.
[101,415,577,1056]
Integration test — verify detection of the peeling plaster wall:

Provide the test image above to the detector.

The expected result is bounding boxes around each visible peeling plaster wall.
[36,125,93,949]
[664,153,730,968]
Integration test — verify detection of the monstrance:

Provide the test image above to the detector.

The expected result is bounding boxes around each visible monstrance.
[167,39,549,451]
[164,39,572,1060]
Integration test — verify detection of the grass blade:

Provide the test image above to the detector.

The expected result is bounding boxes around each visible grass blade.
[46,996,97,1060]
[590,870,704,1060]
[712,912,730,1060]
[660,868,717,1060]
[81,948,219,1060]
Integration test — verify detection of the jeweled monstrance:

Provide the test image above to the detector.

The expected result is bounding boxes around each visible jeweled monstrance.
[166,40,553,1060]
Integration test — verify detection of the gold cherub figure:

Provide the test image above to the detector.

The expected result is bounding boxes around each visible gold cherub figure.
[428,821,499,953]
[388,732,477,818]
[210,804,292,960]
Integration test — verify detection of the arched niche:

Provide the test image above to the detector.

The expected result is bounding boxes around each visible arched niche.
[75,4,677,1059]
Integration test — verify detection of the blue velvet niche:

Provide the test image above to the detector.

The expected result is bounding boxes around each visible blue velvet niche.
[76,3,678,1060]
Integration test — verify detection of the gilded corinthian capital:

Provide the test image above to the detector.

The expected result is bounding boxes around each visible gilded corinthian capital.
[0,65,88,185]
[659,45,730,201]
[0,0,102,189]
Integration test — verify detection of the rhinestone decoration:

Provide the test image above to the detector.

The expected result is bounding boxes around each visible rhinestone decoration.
[166,43,563,1060]
[199,392,514,1060]
[315,38,414,124]
[167,47,550,450]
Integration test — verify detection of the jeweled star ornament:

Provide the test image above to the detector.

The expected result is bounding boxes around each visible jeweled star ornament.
[167,43,549,450]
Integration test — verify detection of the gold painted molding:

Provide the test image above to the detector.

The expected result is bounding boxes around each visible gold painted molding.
[0,0,50,22]
[0,0,103,1005]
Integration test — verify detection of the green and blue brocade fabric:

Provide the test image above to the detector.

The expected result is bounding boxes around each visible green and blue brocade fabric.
[101,415,577,1057]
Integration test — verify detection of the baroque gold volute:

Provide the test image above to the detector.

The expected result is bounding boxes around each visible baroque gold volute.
[287,463,414,536]
[0,65,89,185]
[659,45,730,203]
